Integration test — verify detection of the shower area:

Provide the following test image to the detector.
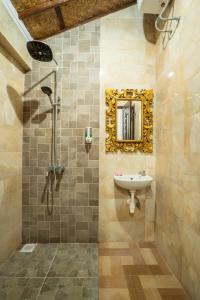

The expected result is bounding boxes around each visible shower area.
[22,24,100,244]
[0,21,99,299]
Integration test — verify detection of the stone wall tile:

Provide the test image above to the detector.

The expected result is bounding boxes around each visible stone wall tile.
[23,20,99,243]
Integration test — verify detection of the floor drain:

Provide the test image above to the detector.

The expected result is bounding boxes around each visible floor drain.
[19,244,37,253]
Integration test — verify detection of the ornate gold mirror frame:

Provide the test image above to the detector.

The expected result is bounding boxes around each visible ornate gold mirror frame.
[105,89,153,153]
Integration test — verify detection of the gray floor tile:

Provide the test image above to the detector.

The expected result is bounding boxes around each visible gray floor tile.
[0,244,57,277]
[47,244,98,277]
[0,277,43,300]
[37,277,98,300]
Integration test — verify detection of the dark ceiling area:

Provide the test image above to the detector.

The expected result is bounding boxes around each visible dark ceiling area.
[11,0,136,40]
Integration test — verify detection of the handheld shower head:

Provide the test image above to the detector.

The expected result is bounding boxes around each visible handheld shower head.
[41,86,53,105]
[27,41,58,65]
[41,86,52,96]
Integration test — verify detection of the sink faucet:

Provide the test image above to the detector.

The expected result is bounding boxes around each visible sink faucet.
[139,170,146,176]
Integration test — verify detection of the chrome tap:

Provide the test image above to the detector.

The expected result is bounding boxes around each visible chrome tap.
[139,170,146,176]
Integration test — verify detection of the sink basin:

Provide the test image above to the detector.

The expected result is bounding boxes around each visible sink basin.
[114,175,153,191]
[114,174,153,214]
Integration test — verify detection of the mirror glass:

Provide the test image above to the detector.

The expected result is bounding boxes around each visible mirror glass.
[116,99,142,141]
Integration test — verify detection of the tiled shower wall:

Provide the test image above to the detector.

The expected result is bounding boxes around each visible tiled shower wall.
[23,21,100,243]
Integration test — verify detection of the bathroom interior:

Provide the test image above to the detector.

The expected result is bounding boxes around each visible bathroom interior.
[0,0,199,299]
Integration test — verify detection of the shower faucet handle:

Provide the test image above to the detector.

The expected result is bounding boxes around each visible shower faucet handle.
[57,97,61,104]
[55,165,65,175]
[55,97,61,108]
[138,170,146,176]
[48,165,54,173]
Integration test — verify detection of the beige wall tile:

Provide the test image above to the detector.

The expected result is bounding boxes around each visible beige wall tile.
[155,0,200,299]
[99,6,156,242]
[0,23,25,261]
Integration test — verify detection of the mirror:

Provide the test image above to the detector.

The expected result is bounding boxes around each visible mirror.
[105,89,153,153]
[116,99,142,141]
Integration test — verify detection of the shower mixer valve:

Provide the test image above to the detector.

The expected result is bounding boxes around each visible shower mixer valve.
[53,97,61,107]
[47,165,65,175]
[55,165,65,175]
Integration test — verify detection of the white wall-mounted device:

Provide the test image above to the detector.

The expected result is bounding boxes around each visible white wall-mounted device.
[85,127,92,144]
[137,0,167,14]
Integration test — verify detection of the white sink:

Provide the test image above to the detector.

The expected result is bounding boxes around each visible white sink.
[114,174,153,214]
[114,175,153,191]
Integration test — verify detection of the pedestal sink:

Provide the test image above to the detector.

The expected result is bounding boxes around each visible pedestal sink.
[114,174,153,214]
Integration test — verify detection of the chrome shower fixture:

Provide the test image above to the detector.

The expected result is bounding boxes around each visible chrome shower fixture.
[27,40,58,65]
[26,40,64,215]
[41,86,53,106]
[41,86,52,96]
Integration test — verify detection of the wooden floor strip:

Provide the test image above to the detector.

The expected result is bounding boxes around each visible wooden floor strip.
[143,288,162,300]
[100,276,127,288]
[140,248,158,265]
[139,275,182,289]
[126,276,146,300]
[123,265,165,275]
[99,248,131,256]
[100,256,112,276]
[121,255,134,266]
[151,248,171,274]
[99,288,130,300]
[158,288,188,300]
[110,256,124,275]
[99,242,129,249]
[139,241,157,248]
[124,265,152,275]
[129,244,146,265]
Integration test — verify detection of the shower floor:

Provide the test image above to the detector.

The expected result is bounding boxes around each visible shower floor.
[0,243,98,300]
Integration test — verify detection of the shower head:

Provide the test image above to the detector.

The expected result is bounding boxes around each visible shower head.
[27,41,52,62]
[41,86,52,96]
[27,41,58,65]
[41,86,53,106]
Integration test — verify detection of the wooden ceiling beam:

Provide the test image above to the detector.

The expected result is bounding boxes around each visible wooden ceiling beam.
[18,0,75,20]
[36,1,136,40]
[55,6,65,30]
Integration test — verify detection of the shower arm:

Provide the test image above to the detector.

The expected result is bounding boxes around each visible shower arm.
[53,57,58,66]
[155,0,180,34]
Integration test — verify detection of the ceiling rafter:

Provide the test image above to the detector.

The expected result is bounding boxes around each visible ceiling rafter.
[44,1,136,39]
[18,0,73,20]
[54,6,65,30]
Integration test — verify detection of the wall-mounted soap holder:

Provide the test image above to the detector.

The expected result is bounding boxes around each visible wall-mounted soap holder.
[85,127,92,144]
